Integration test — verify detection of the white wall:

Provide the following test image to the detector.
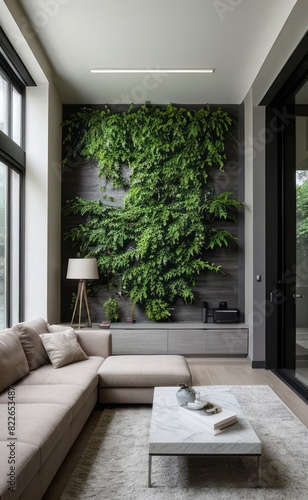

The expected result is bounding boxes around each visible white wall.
[252,0,308,107]
[24,83,61,323]
[47,81,62,323]
[24,84,49,320]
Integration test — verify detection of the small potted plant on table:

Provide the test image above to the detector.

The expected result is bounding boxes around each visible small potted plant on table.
[176,384,197,406]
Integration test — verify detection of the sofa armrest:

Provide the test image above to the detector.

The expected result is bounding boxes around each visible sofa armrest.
[76,330,111,358]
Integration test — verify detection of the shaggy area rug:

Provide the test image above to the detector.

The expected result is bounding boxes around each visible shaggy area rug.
[61,386,308,499]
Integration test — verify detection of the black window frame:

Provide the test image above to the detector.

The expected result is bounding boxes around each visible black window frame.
[0,26,35,327]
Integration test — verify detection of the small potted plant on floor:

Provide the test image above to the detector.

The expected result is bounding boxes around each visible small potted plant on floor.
[100,298,120,328]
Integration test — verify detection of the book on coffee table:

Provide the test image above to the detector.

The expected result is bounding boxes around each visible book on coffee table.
[179,406,238,435]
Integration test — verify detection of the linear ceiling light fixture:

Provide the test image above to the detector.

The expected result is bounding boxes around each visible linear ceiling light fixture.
[91,68,215,74]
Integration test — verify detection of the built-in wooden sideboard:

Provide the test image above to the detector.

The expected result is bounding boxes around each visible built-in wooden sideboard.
[109,322,248,356]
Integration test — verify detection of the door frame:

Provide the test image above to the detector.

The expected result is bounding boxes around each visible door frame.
[260,33,308,400]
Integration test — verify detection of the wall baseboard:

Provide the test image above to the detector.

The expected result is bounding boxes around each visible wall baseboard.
[248,356,266,368]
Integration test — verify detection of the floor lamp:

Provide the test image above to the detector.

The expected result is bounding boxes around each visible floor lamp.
[67,258,99,328]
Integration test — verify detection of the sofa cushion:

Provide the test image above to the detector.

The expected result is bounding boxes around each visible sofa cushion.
[0,403,71,465]
[98,355,192,388]
[0,329,29,393]
[0,441,40,498]
[15,357,103,397]
[39,328,88,368]
[12,317,49,371]
[0,384,89,420]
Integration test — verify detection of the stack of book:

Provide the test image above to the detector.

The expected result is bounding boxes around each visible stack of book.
[179,404,238,435]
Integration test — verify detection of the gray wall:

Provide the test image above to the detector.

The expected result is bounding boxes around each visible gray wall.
[252,105,266,364]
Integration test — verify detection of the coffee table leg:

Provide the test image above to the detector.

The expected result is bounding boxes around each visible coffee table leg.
[257,456,261,487]
[148,455,152,487]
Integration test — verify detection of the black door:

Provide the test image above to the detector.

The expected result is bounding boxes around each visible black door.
[264,40,308,400]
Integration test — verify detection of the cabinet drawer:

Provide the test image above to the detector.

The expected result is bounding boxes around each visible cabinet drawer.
[206,329,248,354]
[111,329,168,354]
[168,329,207,355]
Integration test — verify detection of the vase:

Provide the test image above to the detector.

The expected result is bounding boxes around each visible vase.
[176,388,195,406]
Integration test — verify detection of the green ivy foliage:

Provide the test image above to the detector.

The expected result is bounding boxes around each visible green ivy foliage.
[296,176,308,257]
[63,104,242,321]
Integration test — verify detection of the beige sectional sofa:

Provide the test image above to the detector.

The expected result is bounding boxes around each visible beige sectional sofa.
[0,317,192,499]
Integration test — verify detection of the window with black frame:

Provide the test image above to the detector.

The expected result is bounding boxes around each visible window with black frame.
[0,27,35,329]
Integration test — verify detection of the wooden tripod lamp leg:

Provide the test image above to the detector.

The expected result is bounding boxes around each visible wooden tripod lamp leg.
[78,280,84,328]
[70,280,92,328]
[71,280,83,328]
[82,280,92,327]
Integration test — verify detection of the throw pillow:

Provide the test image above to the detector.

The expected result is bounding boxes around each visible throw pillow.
[12,317,49,371]
[47,323,71,333]
[0,329,29,392]
[39,328,88,368]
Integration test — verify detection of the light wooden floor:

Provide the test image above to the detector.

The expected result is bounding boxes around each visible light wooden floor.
[43,358,308,499]
[188,357,308,425]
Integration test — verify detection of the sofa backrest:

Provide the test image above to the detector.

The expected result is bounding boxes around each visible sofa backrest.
[76,330,112,359]
[12,317,50,370]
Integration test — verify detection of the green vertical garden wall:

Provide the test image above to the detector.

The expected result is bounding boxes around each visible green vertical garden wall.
[61,104,242,323]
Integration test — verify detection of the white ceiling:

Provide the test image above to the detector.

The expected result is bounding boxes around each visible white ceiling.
[18,0,298,105]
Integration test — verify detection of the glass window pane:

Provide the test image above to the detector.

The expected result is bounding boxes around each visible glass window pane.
[10,169,20,325]
[0,73,9,136]
[12,88,22,146]
[0,162,8,330]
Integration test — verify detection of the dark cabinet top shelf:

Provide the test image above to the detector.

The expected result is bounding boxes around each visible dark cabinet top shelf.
[108,322,248,330]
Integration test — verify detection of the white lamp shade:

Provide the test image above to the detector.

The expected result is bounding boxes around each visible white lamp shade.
[66,258,99,280]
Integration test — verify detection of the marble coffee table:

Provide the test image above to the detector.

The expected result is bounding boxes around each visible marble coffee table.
[148,386,262,487]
